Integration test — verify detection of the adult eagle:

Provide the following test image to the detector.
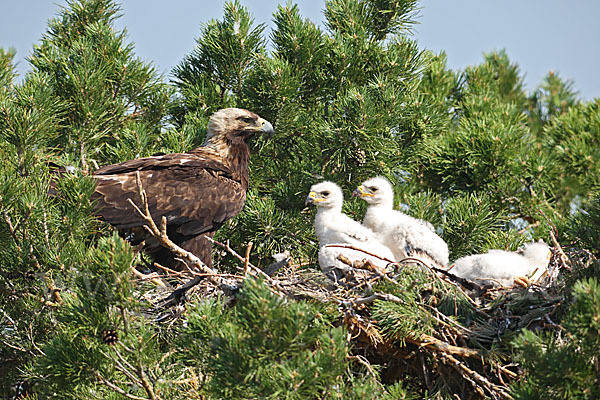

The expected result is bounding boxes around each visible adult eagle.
[91,108,273,269]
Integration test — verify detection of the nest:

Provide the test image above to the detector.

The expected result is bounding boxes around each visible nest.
[129,173,584,400]
[132,241,580,400]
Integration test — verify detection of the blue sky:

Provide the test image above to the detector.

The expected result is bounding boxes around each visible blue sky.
[1,0,599,100]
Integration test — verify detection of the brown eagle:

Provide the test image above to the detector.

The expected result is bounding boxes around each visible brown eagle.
[91,108,273,269]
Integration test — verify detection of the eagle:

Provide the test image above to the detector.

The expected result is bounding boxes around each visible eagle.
[450,241,551,287]
[305,181,394,280]
[91,108,273,269]
[353,176,450,267]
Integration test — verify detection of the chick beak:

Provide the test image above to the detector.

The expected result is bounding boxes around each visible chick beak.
[304,192,315,206]
[353,185,373,198]
[305,191,317,206]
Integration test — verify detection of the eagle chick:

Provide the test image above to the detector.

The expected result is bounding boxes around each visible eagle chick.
[306,181,394,279]
[451,241,552,287]
[354,176,449,267]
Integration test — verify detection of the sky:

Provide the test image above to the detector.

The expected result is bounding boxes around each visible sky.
[1,0,599,100]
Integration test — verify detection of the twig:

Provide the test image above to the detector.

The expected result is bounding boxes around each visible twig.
[438,352,511,400]
[2,211,21,251]
[136,361,159,400]
[130,267,167,287]
[93,370,150,400]
[336,254,399,285]
[243,241,253,276]
[347,354,378,378]
[100,348,143,387]
[205,236,281,285]
[324,244,394,263]
[405,334,481,359]
[549,229,572,271]
[43,211,50,248]
[339,292,403,308]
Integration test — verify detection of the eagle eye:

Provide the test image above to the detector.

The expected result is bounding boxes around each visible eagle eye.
[370,187,378,192]
[321,191,330,197]
[239,116,254,123]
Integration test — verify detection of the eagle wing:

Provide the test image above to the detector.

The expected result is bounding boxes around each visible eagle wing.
[92,150,246,236]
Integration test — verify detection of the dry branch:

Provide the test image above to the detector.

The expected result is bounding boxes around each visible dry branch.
[127,172,218,279]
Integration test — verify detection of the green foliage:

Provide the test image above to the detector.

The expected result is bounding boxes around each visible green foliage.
[32,234,171,399]
[325,0,419,41]
[567,192,600,257]
[1,0,600,398]
[442,193,506,260]
[511,278,600,399]
[542,99,600,208]
[528,71,579,136]
[179,277,390,399]
[172,0,266,116]
[0,47,17,88]
[29,0,171,167]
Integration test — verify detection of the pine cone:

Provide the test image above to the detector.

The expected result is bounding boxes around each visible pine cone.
[352,148,367,166]
[101,329,119,346]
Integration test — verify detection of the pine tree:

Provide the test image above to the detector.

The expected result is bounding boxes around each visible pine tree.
[28,0,171,170]
[1,0,600,398]
[511,277,600,400]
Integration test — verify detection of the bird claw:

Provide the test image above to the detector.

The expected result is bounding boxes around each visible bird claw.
[513,276,531,288]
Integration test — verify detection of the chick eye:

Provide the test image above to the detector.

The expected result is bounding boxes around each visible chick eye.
[321,191,330,197]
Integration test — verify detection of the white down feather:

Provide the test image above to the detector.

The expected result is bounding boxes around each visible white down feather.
[306,181,394,277]
[451,241,552,287]
[355,176,449,267]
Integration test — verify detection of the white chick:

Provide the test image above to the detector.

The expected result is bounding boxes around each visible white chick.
[450,241,552,287]
[306,181,394,278]
[354,176,449,267]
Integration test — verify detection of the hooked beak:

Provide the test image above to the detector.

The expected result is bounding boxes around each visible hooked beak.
[258,118,274,137]
[353,185,373,198]
[305,191,320,206]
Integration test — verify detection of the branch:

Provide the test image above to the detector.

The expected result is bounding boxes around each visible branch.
[437,352,511,400]
[324,244,394,263]
[205,236,281,285]
[243,241,253,276]
[127,171,218,278]
[339,292,403,308]
[549,229,572,272]
[93,370,150,400]
[405,334,481,359]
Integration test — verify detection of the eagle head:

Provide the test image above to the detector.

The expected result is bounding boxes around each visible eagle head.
[305,181,344,210]
[353,176,394,206]
[205,108,273,147]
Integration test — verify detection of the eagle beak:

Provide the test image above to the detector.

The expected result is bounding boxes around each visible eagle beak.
[353,185,373,198]
[305,191,320,206]
[258,118,274,137]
